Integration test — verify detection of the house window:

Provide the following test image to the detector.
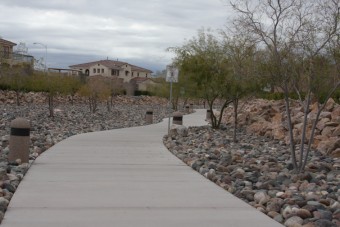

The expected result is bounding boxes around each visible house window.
[3,46,10,58]
[125,71,129,76]
[98,68,100,73]
[111,70,119,76]
[93,68,96,73]
[132,72,134,77]
[102,69,104,73]
[137,73,140,77]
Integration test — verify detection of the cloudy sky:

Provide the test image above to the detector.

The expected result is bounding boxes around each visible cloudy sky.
[0,0,234,73]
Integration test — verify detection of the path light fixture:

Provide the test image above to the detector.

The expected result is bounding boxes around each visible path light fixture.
[33,42,47,72]
[166,65,179,133]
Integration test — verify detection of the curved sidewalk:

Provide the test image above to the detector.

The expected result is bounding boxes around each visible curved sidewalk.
[2,109,282,227]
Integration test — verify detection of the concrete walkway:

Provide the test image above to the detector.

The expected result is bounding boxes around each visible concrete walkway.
[2,109,282,227]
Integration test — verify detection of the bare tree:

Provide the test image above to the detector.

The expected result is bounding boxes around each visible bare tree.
[231,0,340,173]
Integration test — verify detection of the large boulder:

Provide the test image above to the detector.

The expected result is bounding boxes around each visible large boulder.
[247,119,271,136]
[330,148,340,158]
[331,105,340,123]
[169,124,188,137]
[316,117,331,131]
[324,98,336,112]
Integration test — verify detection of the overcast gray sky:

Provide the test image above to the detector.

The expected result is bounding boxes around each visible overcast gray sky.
[0,0,234,73]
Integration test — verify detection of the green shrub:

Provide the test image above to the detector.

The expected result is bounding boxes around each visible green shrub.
[134,90,151,96]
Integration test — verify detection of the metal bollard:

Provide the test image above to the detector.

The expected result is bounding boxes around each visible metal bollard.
[206,109,212,120]
[8,118,30,164]
[189,103,194,112]
[172,112,183,125]
[145,110,153,124]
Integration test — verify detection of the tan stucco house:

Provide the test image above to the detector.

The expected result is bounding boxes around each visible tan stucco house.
[0,38,16,59]
[0,38,34,66]
[69,60,153,83]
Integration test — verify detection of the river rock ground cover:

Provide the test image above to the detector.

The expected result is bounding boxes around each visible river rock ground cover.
[164,124,340,227]
[0,91,168,223]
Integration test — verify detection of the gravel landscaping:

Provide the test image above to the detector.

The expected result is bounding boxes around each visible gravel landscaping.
[164,125,340,227]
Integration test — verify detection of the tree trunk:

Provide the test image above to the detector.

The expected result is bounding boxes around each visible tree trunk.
[15,90,20,106]
[48,94,54,119]
[298,91,311,172]
[233,98,239,143]
[91,96,97,113]
[89,98,92,112]
[182,98,188,110]
[107,100,111,112]
[71,95,74,106]
[283,83,298,172]
[208,101,217,128]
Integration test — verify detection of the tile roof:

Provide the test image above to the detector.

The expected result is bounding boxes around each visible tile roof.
[69,60,126,70]
[69,60,152,73]
[130,64,153,73]
[130,77,149,83]
[130,77,156,84]
[0,38,17,47]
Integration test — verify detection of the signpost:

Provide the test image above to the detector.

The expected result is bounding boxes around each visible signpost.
[166,65,179,133]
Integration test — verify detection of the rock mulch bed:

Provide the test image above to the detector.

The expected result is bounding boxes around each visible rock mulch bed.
[164,125,340,227]
[222,98,340,158]
[0,94,168,223]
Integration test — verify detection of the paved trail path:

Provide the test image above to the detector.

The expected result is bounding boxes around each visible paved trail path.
[2,109,282,227]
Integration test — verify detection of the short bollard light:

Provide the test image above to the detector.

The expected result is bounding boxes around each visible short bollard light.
[8,118,30,164]
[189,103,194,112]
[185,105,190,114]
[206,109,212,120]
[172,112,183,125]
[145,110,153,124]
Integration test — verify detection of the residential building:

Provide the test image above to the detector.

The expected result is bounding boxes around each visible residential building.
[69,60,153,83]
[130,77,157,92]
[0,38,34,66]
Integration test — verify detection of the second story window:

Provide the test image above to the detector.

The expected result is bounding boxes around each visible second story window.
[102,69,104,73]
[93,68,96,73]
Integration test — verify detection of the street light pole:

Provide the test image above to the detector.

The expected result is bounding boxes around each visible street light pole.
[166,65,179,133]
[33,42,47,72]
